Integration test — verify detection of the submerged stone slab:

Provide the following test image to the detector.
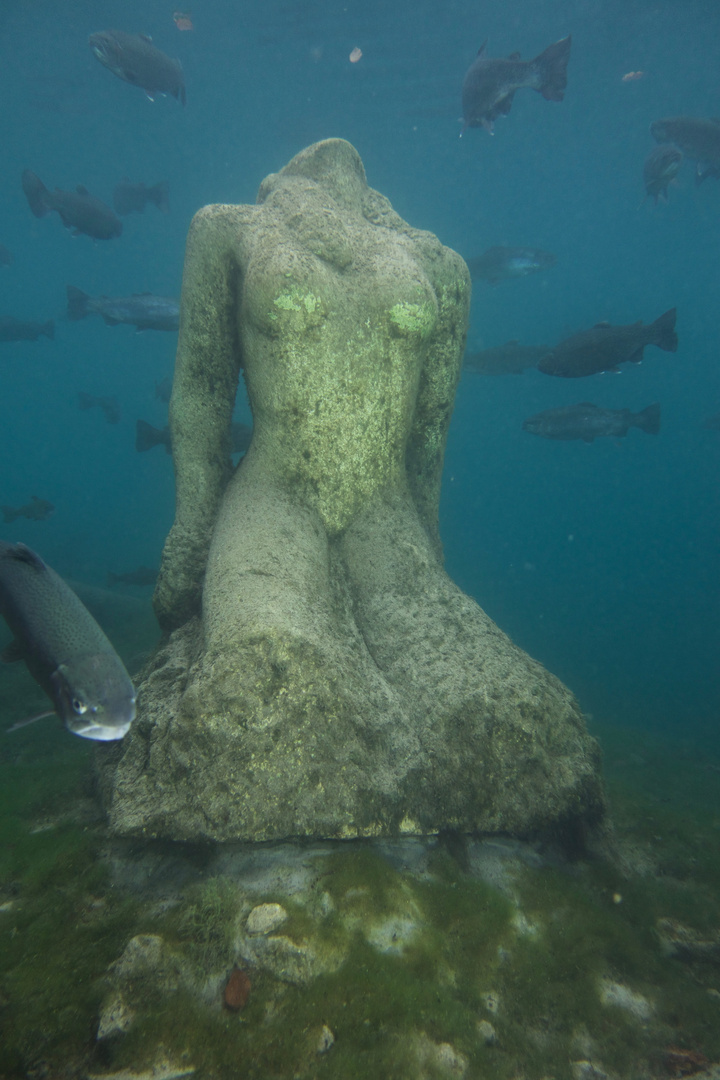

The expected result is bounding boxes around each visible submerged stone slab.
[96,139,606,846]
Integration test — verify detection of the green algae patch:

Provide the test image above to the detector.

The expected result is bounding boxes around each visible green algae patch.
[0,729,139,1079]
[273,288,323,315]
[2,722,720,1079]
[389,300,435,338]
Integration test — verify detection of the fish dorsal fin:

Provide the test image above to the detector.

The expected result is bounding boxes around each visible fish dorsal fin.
[76,185,90,196]
[139,33,153,42]
[593,321,611,328]
[507,51,521,60]
[1,640,25,663]
[476,40,487,57]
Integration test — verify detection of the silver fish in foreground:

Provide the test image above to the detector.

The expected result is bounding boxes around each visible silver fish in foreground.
[523,402,661,442]
[0,542,135,741]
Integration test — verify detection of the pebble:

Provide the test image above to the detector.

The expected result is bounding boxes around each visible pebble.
[97,993,135,1040]
[316,1024,334,1053]
[223,966,251,1011]
[246,903,288,935]
[477,1019,497,1045]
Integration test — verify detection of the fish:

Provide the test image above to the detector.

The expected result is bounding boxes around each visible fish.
[537,308,678,378]
[522,402,661,442]
[650,116,720,183]
[1,496,54,523]
[463,340,550,375]
[21,170,122,240]
[89,30,186,104]
[78,392,121,425]
[466,246,556,285]
[113,178,170,216]
[136,419,253,455]
[461,35,571,135]
[0,541,136,741]
[643,145,683,203]
[67,286,179,331]
[0,316,54,343]
[155,375,173,403]
[107,566,158,587]
[0,243,13,267]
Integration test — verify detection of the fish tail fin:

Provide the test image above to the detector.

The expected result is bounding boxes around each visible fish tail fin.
[135,419,166,452]
[21,169,50,218]
[66,285,91,320]
[1,506,18,523]
[534,34,571,101]
[651,307,678,352]
[42,320,55,340]
[634,402,661,435]
[152,181,170,212]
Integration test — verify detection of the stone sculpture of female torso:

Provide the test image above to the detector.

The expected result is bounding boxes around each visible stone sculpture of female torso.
[99,140,605,848]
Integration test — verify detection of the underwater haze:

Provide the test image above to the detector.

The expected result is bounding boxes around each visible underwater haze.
[0,0,718,737]
[4,2,720,1078]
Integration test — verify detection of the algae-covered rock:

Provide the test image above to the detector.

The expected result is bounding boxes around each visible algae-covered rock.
[97,138,606,845]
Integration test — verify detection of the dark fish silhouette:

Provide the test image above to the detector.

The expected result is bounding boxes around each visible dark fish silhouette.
[538,309,678,378]
[0,316,54,343]
[464,341,550,375]
[113,178,170,215]
[136,419,253,456]
[0,243,13,267]
[78,392,121,425]
[89,30,186,104]
[467,246,556,285]
[67,286,179,331]
[523,402,661,442]
[22,170,122,240]
[0,541,135,741]
[1,497,54,523]
[107,566,158,587]
[650,116,720,183]
[461,35,571,134]
[643,145,683,203]
[155,375,173,403]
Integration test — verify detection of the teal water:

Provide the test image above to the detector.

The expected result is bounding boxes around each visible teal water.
[1,1,719,1076]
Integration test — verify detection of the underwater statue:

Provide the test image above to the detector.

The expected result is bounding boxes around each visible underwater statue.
[98,139,606,845]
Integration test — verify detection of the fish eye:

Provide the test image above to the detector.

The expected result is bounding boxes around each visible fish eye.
[72,697,88,715]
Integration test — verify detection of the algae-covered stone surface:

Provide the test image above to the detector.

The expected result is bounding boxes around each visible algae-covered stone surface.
[2,718,720,1080]
[96,138,605,845]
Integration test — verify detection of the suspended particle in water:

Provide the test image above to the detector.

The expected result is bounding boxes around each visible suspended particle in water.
[173,11,194,31]
[349,47,362,63]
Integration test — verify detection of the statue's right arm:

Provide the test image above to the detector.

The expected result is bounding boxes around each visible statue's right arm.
[154,205,248,631]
